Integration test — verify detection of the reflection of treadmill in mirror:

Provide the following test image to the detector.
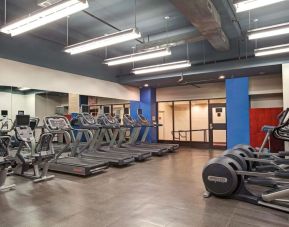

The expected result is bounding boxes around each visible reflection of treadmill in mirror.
[123,112,168,156]
[75,112,135,166]
[137,109,179,152]
[43,116,109,176]
[96,112,152,161]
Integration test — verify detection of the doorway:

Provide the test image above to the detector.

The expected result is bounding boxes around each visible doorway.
[208,103,227,149]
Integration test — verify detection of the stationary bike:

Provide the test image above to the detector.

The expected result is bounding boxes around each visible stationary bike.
[12,115,55,183]
[0,136,16,191]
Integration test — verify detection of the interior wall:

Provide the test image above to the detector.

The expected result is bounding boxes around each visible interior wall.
[249,74,283,95]
[0,58,139,101]
[157,82,226,102]
[35,94,68,125]
[157,74,282,102]
[250,94,283,108]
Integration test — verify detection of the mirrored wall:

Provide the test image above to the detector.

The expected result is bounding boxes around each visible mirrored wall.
[0,85,130,140]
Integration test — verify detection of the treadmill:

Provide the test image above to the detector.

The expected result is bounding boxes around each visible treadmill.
[122,113,168,156]
[73,113,135,166]
[137,109,179,152]
[96,113,152,161]
[43,116,109,176]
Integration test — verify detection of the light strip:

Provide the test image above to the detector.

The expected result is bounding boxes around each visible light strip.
[18,87,31,91]
[0,0,88,36]
[132,60,191,75]
[255,43,289,56]
[65,28,141,55]
[234,0,286,13]
[248,22,289,40]
[104,48,171,66]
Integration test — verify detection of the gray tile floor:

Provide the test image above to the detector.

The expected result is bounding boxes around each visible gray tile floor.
[1,148,289,227]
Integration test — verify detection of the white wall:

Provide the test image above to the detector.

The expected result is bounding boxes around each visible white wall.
[0,58,139,101]
[35,94,68,124]
[249,74,283,95]
[157,74,282,102]
[157,82,226,102]
[250,94,283,108]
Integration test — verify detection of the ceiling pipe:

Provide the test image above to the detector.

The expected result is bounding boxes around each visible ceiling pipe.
[118,55,288,84]
[137,27,204,50]
[170,0,230,51]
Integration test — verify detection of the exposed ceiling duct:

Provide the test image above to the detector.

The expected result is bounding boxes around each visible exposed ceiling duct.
[170,0,230,51]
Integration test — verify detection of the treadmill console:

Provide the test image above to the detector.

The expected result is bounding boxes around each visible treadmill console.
[82,113,96,125]
[47,117,70,131]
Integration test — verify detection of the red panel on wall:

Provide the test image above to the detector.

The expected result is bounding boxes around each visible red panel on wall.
[250,108,284,153]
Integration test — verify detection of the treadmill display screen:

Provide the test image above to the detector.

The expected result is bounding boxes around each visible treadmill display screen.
[81,105,89,113]
[124,108,129,115]
[1,110,8,116]
[16,115,30,126]
[104,106,110,114]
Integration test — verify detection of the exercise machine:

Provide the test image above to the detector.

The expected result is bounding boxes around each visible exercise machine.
[43,116,109,176]
[0,136,16,191]
[137,109,179,152]
[122,113,168,156]
[13,115,55,183]
[202,153,289,213]
[74,113,135,166]
[96,113,152,161]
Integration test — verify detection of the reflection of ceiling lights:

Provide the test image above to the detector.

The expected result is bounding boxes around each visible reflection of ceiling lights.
[248,22,289,40]
[132,60,191,75]
[234,0,286,13]
[65,28,141,55]
[104,48,171,66]
[0,0,88,36]
[255,43,289,56]
[18,87,31,91]
[218,75,225,80]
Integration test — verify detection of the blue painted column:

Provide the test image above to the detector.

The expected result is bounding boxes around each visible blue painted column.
[130,87,157,143]
[226,77,250,148]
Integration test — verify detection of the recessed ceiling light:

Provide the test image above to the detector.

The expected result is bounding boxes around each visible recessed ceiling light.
[144,84,149,87]
[164,16,170,20]
[219,75,225,80]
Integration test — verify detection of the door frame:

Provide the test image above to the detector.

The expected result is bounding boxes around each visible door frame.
[208,103,227,149]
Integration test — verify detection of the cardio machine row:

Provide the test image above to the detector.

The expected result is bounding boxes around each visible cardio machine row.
[0,111,179,191]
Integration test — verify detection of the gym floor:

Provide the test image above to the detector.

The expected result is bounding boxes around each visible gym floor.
[1,148,289,227]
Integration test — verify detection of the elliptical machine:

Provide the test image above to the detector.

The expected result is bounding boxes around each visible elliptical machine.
[202,148,289,213]
[12,115,55,183]
[0,136,16,191]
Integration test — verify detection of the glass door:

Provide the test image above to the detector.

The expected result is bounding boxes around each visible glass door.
[208,103,227,149]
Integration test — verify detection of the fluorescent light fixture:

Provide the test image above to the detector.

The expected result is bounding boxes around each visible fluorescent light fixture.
[104,48,171,66]
[144,84,149,87]
[219,75,225,80]
[65,28,141,55]
[248,22,289,40]
[132,60,191,75]
[234,0,286,13]
[18,87,31,91]
[255,43,289,56]
[0,0,88,36]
